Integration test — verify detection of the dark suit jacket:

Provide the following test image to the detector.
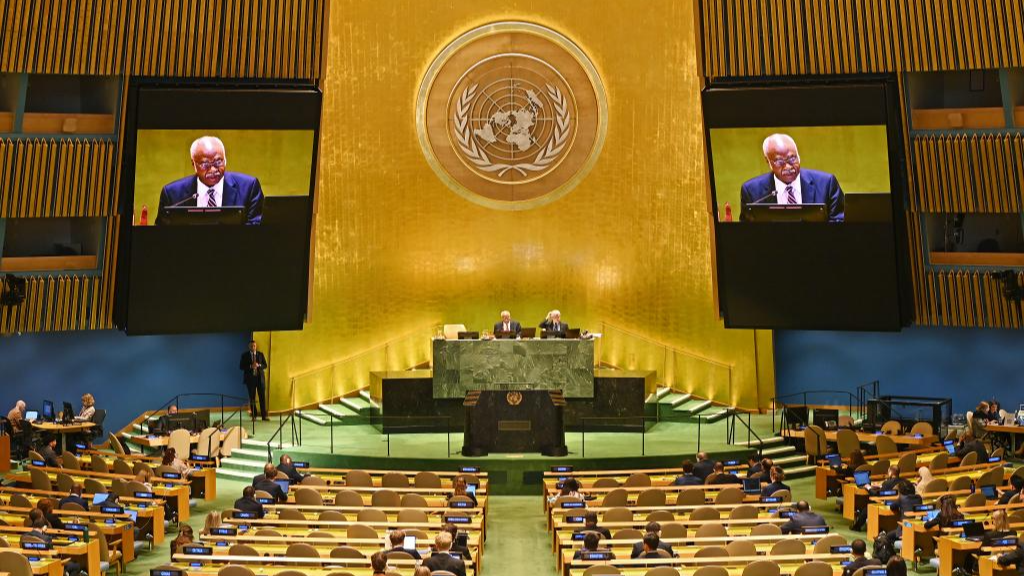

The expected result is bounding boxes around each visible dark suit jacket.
[492,320,522,336]
[240,351,268,386]
[424,552,466,576]
[956,440,989,462]
[895,493,923,515]
[781,511,827,534]
[40,446,61,468]
[761,481,790,498]
[233,496,265,518]
[539,319,570,333]
[384,546,421,560]
[693,460,716,481]
[59,495,90,511]
[747,463,763,477]
[673,474,702,486]
[997,546,1024,566]
[278,463,306,484]
[252,478,287,503]
[631,540,676,558]
[740,168,845,222]
[708,473,741,485]
[842,556,881,576]
[575,525,612,540]
[156,172,265,226]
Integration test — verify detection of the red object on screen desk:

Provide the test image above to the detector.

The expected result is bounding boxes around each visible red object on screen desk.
[140,204,148,226]
[724,202,733,222]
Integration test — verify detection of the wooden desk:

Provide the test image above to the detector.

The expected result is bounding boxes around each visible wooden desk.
[980,554,1018,576]
[986,424,1024,453]
[564,553,846,576]
[173,553,477,576]
[782,428,938,447]
[30,421,95,452]
[0,435,9,472]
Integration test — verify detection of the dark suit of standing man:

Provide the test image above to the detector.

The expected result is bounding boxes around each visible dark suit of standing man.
[240,340,269,421]
[492,310,522,337]
[155,136,264,226]
[740,134,845,222]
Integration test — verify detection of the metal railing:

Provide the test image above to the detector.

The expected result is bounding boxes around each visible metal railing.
[727,411,764,452]
[141,392,253,436]
[579,414,724,457]
[770,387,872,434]
[266,411,301,462]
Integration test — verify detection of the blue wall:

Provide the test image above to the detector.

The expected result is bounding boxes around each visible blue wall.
[0,330,249,434]
[775,326,1024,415]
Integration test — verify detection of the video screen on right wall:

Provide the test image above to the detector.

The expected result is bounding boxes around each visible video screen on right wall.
[704,79,912,330]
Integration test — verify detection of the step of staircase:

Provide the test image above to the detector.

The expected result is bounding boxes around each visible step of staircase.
[779,464,817,478]
[760,444,797,457]
[318,403,365,425]
[772,454,808,467]
[358,390,381,410]
[675,399,713,416]
[216,468,260,481]
[654,387,672,400]
[338,396,376,417]
[705,407,735,423]
[295,410,327,426]
[735,435,786,448]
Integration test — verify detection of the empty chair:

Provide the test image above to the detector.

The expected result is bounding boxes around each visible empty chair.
[728,505,758,519]
[881,420,902,435]
[644,568,680,576]
[601,488,629,508]
[196,427,221,459]
[910,421,934,437]
[613,528,643,540]
[726,540,757,557]
[381,472,409,488]
[334,490,364,507]
[750,523,781,536]
[90,455,109,474]
[397,509,427,523]
[695,546,728,558]
[8,493,32,509]
[714,487,744,504]
[113,459,134,476]
[689,506,720,521]
[29,468,52,491]
[603,507,633,523]
[60,501,86,512]
[979,466,1005,488]
[645,510,675,522]
[581,566,621,576]
[307,531,334,538]
[405,529,428,540]
[285,543,319,558]
[220,426,244,457]
[992,448,1005,460]
[61,452,81,470]
[794,562,834,576]
[356,509,387,522]
[624,472,652,487]
[449,495,474,508]
[347,524,377,539]
[279,509,307,521]
[325,573,356,576]
[254,489,273,501]
[275,571,308,576]
[132,461,154,476]
[804,425,827,463]
[874,435,898,456]
[318,511,347,522]
[386,551,414,560]
[675,489,705,506]
[301,475,327,486]
[167,428,191,459]
[963,492,986,508]
[330,546,364,559]
[661,522,686,538]
[345,470,373,487]
[811,534,847,554]
[693,567,729,576]
[929,452,949,472]
[413,471,442,488]
[959,452,979,467]
[635,489,666,507]
[949,475,973,491]
[836,429,860,458]
[593,478,619,488]
[229,544,259,556]
[694,522,727,538]
[897,452,918,474]
[294,488,324,506]
[371,489,400,507]
[770,539,806,555]
[743,560,781,576]
[770,489,791,502]
[400,493,428,507]
[870,459,891,476]
[55,473,75,493]
[921,478,948,494]
[838,415,855,428]
[0,550,35,576]
[108,433,126,455]
[218,567,256,576]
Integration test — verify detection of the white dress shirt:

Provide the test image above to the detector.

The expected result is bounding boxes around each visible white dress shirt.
[198,179,225,207]
[774,175,802,204]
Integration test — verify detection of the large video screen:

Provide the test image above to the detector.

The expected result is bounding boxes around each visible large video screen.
[115,84,321,335]
[704,80,912,330]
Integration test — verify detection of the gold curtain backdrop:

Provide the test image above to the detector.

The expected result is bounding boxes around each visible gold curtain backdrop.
[257,0,775,411]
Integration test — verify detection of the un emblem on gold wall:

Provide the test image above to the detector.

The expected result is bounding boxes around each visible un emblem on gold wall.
[416,22,608,210]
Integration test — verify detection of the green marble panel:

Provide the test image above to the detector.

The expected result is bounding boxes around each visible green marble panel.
[432,338,595,399]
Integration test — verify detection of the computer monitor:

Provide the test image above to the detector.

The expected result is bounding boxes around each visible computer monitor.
[41,400,55,421]
[166,413,195,433]
[457,331,479,340]
[92,493,109,506]
[274,479,290,495]
[565,328,582,339]
[403,535,416,550]
[923,510,940,522]
[519,327,537,338]
[981,485,998,499]
[824,453,842,467]
[541,329,565,339]
[25,410,39,421]
[466,484,477,495]
[742,477,761,494]
[962,521,985,539]
[853,470,871,487]
[62,401,75,423]
[945,442,957,455]
[493,330,517,339]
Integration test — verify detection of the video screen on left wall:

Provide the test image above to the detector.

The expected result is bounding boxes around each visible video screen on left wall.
[115,84,321,335]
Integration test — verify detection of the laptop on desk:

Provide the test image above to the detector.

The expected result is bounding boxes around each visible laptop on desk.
[744,203,827,223]
[493,330,517,339]
[963,521,986,541]
[519,327,536,339]
[457,331,479,340]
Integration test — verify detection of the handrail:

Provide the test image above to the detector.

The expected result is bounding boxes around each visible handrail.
[140,393,253,437]
[288,323,438,380]
[729,411,763,452]
[266,411,299,462]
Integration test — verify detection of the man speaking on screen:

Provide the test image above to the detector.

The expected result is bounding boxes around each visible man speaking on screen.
[156,136,265,225]
[739,133,845,222]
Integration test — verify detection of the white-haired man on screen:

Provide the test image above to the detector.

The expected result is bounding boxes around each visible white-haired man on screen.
[739,133,845,222]
[156,135,265,225]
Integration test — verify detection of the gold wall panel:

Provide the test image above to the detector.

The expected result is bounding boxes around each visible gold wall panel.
[260,0,773,411]
[0,139,116,217]
[700,0,1024,76]
[0,0,325,79]
[910,135,1024,214]
[914,269,1024,328]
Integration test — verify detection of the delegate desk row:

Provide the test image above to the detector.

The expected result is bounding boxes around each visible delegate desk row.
[813,446,957,499]
[62,450,218,501]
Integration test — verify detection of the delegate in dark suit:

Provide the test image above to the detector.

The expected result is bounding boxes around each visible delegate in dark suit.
[240,346,269,420]
[631,541,676,559]
[253,477,287,503]
[492,320,522,336]
[424,553,466,576]
[233,496,265,518]
[156,172,265,226]
[781,510,827,534]
[59,494,90,511]
[740,168,845,222]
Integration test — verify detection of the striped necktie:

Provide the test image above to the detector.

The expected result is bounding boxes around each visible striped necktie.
[785,185,796,204]
[207,188,217,207]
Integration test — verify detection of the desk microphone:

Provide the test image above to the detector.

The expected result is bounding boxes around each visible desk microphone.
[169,192,198,208]
[750,190,778,205]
